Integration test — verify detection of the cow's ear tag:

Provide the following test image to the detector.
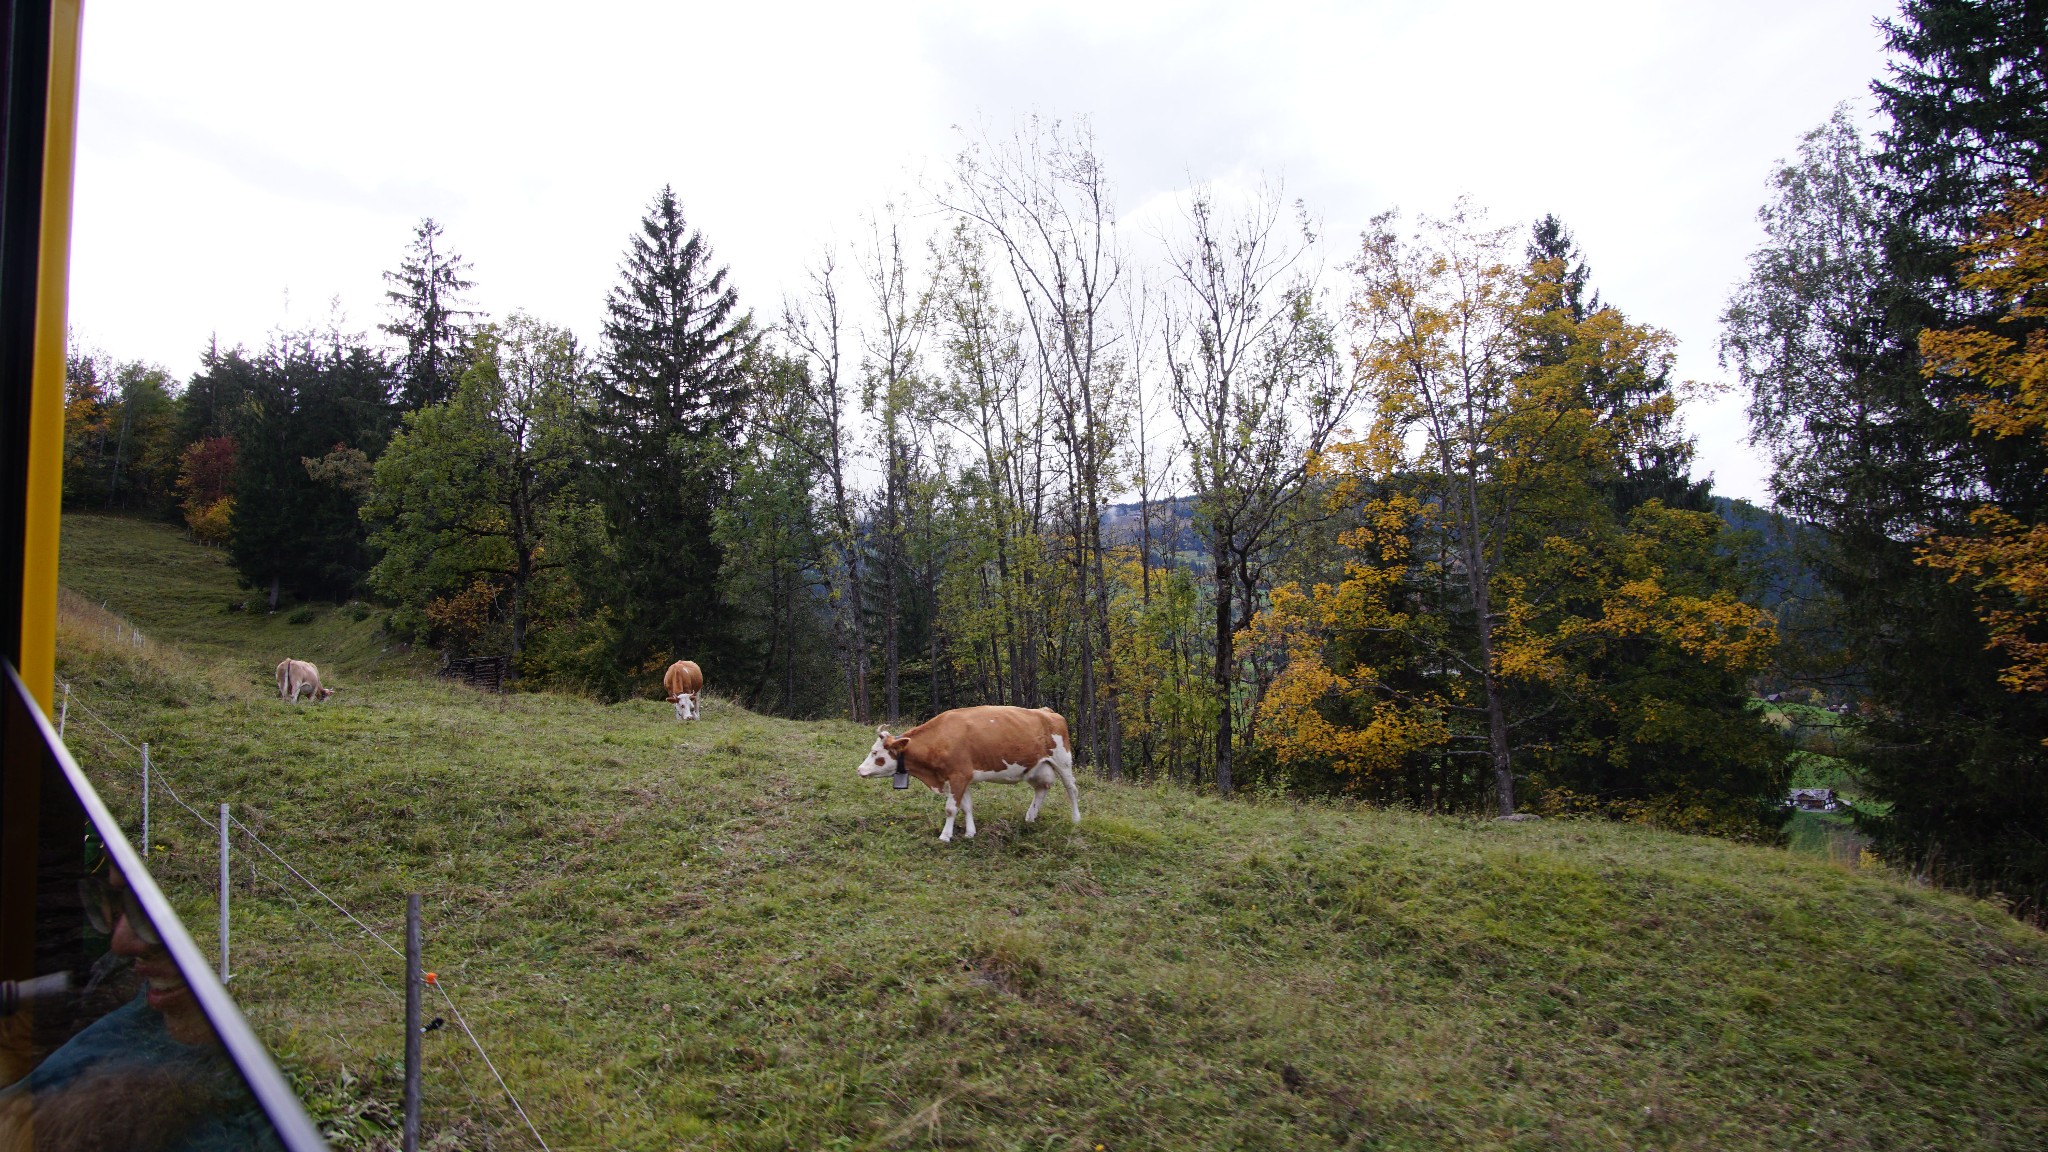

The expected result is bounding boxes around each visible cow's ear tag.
[892,768,909,790]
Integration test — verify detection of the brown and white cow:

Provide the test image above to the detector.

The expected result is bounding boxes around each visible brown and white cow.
[663,659,704,721]
[276,658,334,703]
[856,706,1079,841]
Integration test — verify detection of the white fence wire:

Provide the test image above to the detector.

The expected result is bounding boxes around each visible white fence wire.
[58,683,554,1151]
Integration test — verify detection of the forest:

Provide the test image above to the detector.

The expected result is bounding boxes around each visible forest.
[60,0,2047,914]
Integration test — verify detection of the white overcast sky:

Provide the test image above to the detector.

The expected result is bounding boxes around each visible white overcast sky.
[69,0,1899,505]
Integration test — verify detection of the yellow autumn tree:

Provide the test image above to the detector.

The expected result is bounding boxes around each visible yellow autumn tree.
[1254,209,1786,833]
[1915,173,2048,695]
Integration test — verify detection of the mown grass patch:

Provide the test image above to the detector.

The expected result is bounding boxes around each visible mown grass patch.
[53,514,2048,1151]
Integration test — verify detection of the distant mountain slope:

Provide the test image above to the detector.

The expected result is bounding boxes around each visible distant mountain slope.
[1711,495,1827,613]
[1104,494,1831,604]
[1102,494,1200,556]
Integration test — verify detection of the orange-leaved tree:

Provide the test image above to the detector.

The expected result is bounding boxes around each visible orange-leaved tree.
[176,435,237,545]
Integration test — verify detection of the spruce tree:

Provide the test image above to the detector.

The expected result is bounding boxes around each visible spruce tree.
[1524,216,1707,514]
[1525,215,1594,323]
[228,330,396,605]
[591,186,753,680]
[1726,1,2048,907]
[1848,0,2048,907]
[178,337,259,445]
[382,218,477,410]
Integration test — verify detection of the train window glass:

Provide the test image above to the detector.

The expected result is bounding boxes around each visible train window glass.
[1,665,320,1150]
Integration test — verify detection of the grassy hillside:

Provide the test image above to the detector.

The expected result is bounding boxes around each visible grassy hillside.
[53,514,2048,1150]
[56,514,434,688]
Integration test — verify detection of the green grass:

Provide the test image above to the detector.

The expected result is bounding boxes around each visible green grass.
[55,514,2048,1150]
[56,513,434,688]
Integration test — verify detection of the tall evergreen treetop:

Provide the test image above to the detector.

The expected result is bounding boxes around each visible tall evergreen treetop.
[1523,215,1706,513]
[600,185,749,443]
[382,217,477,410]
[1876,0,2047,253]
[228,329,396,603]
[591,186,756,677]
[1526,214,1596,323]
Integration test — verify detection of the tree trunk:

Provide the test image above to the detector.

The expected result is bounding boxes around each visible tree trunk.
[509,484,532,671]
[1093,531,1122,780]
[995,524,1019,707]
[1484,669,1513,815]
[1019,562,1039,705]
[844,530,868,724]
[926,557,941,720]
[884,440,902,724]
[783,576,797,714]
[1137,476,1154,778]
[830,463,867,723]
[844,612,861,721]
[1460,477,1514,816]
[509,573,528,668]
[106,401,133,510]
[1214,552,1235,797]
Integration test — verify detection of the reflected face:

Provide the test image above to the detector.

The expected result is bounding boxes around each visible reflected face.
[114,907,189,1015]
[93,868,207,1041]
[856,729,901,778]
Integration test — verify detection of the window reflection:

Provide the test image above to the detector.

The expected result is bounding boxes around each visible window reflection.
[1,693,294,1151]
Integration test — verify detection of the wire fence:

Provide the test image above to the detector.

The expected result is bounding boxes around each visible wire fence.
[58,682,554,1152]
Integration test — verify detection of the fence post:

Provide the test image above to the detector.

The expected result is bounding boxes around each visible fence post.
[404,894,422,1152]
[140,742,150,854]
[57,682,67,737]
[218,803,230,982]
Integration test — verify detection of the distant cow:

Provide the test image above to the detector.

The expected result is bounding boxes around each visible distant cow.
[856,706,1079,842]
[276,659,334,703]
[663,660,703,721]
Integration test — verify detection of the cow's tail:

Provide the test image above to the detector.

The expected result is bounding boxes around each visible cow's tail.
[1043,710,1081,824]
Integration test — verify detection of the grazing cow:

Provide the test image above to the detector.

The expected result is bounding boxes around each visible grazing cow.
[663,659,704,721]
[856,706,1079,842]
[276,658,334,703]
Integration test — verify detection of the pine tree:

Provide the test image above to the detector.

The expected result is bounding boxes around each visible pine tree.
[1525,215,1707,514]
[1525,215,1594,324]
[178,337,259,445]
[1725,1,2048,907]
[1852,0,2048,908]
[382,218,478,410]
[1513,225,1784,832]
[228,330,396,605]
[591,187,754,681]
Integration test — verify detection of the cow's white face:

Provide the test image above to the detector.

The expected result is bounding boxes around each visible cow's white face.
[857,729,907,778]
[670,693,699,720]
[317,687,335,702]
